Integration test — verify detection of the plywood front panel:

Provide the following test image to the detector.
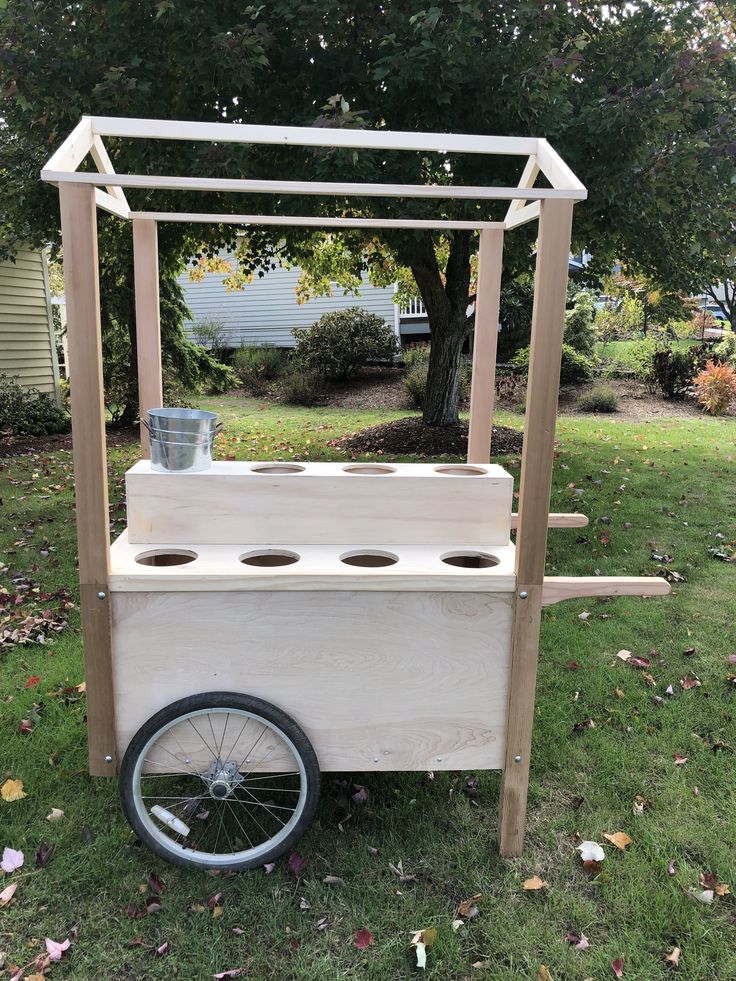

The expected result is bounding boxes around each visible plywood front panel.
[125,461,514,546]
[112,590,513,772]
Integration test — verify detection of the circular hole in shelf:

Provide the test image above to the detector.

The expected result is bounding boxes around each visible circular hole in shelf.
[434,465,487,476]
[441,551,499,569]
[134,549,198,567]
[251,463,305,474]
[340,550,398,568]
[240,549,300,567]
[342,464,396,475]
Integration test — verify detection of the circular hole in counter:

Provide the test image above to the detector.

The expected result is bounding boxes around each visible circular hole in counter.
[434,465,487,476]
[251,463,305,474]
[340,550,398,568]
[441,551,499,569]
[240,549,300,567]
[342,464,396,475]
[134,549,198,567]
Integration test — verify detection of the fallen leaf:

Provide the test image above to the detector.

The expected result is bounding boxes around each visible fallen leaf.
[0,883,17,907]
[451,918,464,931]
[576,841,605,863]
[45,937,70,962]
[611,956,624,977]
[76,681,86,693]
[147,872,165,895]
[263,862,276,874]
[564,931,590,950]
[615,688,625,699]
[288,852,308,876]
[692,889,714,904]
[522,876,549,891]
[642,672,657,686]
[604,832,633,851]
[667,859,677,876]
[214,971,242,979]
[1,778,27,802]
[578,611,591,621]
[680,676,701,690]
[1,847,24,873]
[537,967,552,981]
[409,928,436,970]
[632,795,648,816]
[18,719,33,734]
[145,895,162,915]
[299,897,311,910]
[665,947,681,969]
[457,893,482,918]
[351,785,369,805]
[354,928,373,949]
[665,684,675,695]
[674,754,688,765]
[715,883,730,896]
[35,841,54,868]
[322,875,344,886]
[25,675,41,689]
[153,941,170,957]
[617,650,633,661]
[46,807,64,822]
[628,656,651,668]
[207,892,223,910]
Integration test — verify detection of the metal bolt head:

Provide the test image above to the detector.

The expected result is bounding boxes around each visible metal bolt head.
[514,754,522,763]
[436,757,443,762]
[97,590,106,600]
[373,757,379,763]
[519,591,528,600]
[104,755,113,763]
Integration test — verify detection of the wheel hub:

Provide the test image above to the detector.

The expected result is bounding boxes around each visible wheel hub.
[202,760,243,800]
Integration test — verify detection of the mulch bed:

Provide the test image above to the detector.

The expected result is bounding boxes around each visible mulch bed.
[0,426,138,458]
[331,415,524,458]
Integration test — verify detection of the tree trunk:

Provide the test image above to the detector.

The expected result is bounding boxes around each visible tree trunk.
[403,231,473,427]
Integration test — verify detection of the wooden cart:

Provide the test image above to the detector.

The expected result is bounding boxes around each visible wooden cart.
[43,118,669,868]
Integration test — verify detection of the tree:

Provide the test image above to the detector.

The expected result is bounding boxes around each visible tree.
[1,2,733,425]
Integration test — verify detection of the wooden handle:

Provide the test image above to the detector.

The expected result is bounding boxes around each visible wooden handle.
[542,576,672,606]
[510,512,588,530]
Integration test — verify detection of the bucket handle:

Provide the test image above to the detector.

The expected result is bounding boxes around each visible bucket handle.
[141,419,223,435]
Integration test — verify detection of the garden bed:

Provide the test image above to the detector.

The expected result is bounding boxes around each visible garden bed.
[331,415,523,458]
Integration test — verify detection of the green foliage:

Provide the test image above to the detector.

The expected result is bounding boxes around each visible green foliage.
[713,331,736,366]
[0,374,70,436]
[278,370,326,406]
[564,292,597,357]
[595,295,645,341]
[293,308,398,380]
[651,346,707,399]
[402,360,470,410]
[232,346,287,393]
[577,385,619,413]
[191,319,228,359]
[402,344,431,371]
[512,344,593,385]
[497,277,535,362]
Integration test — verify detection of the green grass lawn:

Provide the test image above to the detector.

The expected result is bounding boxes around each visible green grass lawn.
[594,338,699,375]
[1,398,735,980]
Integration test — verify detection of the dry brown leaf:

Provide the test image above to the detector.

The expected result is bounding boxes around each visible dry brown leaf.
[522,876,549,891]
[615,688,625,699]
[457,893,482,918]
[0,883,17,907]
[715,883,730,896]
[642,672,657,687]
[1,778,27,802]
[665,947,681,969]
[617,650,633,661]
[604,832,633,851]
[537,966,552,981]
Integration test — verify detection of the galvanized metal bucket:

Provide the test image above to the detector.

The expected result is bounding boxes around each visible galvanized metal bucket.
[142,409,222,473]
[148,431,217,473]
[147,407,219,435]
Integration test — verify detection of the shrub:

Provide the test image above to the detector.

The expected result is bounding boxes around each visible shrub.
[402,343,431,371]
[232,345,286,393]
[511,343,593,385]
[0,374,70,436]
[691,360,736,415]
[564,292,597,357]
[577,385,619,413]
[279,370,327,406]
[713,331,736,366]
[651,346,705,399]
[292,308,398,380]
[402,360,471,410]
[191,318,228,358]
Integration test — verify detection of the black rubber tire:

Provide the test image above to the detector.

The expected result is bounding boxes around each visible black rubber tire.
[119,691,320,871]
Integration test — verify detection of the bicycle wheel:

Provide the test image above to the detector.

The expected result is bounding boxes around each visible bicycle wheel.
[119,691,320,870]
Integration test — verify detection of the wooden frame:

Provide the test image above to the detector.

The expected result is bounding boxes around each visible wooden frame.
[44,118,668,856]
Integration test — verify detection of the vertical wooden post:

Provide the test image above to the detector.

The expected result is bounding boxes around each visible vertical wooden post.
[498,199,574,857]
[59,183,117,776]
[467,228,504,463]
[132,218,163,457]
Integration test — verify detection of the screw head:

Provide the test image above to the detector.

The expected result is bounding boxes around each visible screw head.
[104,755,113,763]
[514,754,522,763]
[519,591,528,600]
[373,757,379,763]
[436,757,443,762]
[97,590,106,600]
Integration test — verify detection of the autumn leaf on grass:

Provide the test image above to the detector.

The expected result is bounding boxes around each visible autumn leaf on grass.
[604,832,633,851]
[1,847,24,873]
[680,676,701,690]
[45,937,70,962]
[611,956,624,977]
[409,928,437,970]
[354,928,373,949]
[691,889,714,904]
[537,966,552,981]
[25,675,41,689]
[564,931,590,950]
[1,778,27,802]
[576,841,605,863]
[288,852,308,876]
[674,754,689,765]
[0,882,17,907]
[715,883,730,896]
[665,947,681,969]
[522,876,549,891]
[457,894,482,919]
[46,807,64,822]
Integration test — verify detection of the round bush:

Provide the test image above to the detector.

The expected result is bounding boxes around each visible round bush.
[292,308,398,380]
[577,385,619,413]
[279,370,326,406]
[0,374,70,436]
[511,343,593,385]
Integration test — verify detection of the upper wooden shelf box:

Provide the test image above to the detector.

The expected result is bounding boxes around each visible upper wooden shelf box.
[125,460,514,546]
